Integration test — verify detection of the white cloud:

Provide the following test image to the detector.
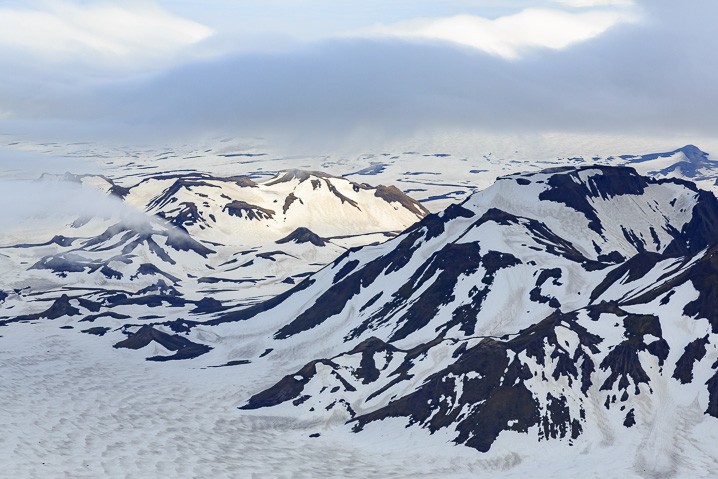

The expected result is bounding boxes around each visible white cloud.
[554,0,634,7]
[362,7,638,59]
[0,1,212,71]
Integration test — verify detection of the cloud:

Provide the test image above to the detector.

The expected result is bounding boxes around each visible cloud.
[1,0,717,158]
[553,0,634,7]
[361,8,638,59]
[0,1,212,72]
[0,145,141,235]
[0,176,146,239]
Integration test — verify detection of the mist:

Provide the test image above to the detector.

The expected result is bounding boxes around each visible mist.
[0,175,159,240]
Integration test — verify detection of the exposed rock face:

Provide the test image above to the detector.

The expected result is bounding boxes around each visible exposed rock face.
[222,201,276,220]
[276,227,326,247]
[114,325,212,361]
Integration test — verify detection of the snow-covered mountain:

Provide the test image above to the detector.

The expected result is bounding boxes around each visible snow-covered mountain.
[621,144,718,184]
[6,142,718,477]
[123,169,428,244]
[151,165,718,460]
[1,170,427,308]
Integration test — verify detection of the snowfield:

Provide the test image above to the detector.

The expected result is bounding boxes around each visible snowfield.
[5,319,715,479]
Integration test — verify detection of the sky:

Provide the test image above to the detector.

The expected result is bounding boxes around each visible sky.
[1,0,717,156]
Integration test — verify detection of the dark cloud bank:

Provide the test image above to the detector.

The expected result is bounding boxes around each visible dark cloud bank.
[3,0,717,151]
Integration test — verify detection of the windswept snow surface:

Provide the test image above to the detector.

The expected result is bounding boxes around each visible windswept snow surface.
[2,317,681,479]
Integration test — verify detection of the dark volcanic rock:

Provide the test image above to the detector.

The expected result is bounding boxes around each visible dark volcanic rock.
[82,327,110,336]
[114,325,211,361]
[12,295,82,323]
[373,184,429,218]
[352,339,542,453]
[222,201,275,220]
[276,227,326,247]
[673,336,709,384]
[282,192,303,213]
[663,187,718,257]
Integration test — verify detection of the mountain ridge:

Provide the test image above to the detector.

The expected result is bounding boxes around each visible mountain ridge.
[201,164,718,456]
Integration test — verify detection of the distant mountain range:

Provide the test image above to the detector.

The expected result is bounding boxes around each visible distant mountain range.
[2,170,426,308]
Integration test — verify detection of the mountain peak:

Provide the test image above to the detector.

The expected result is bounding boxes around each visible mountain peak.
[625,144,715,179]
[276,227,326,247]
[676,144,709,161]
[266,169,332,185]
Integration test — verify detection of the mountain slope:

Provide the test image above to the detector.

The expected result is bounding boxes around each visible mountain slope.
[205,166,715,343]
[187,165,718,458]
